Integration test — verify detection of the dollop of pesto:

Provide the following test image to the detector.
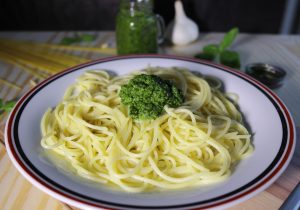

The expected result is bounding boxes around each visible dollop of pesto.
[120,74,184,120]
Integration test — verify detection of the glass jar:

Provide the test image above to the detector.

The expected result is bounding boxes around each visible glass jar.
[116,0,164,55]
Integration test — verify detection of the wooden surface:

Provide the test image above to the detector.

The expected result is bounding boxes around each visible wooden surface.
[0,32,300,210]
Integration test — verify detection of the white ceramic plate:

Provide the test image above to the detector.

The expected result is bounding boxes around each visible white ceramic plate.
[5,55,296,210]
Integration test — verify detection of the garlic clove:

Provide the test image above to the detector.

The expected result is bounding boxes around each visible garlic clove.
[171,0,199,46]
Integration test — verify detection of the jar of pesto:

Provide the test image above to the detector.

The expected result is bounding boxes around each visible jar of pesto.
[116,0,165,55]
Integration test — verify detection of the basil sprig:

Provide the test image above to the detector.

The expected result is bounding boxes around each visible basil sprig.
[195,27,241,69]
[60,33,97,45]
[0,98,16,114]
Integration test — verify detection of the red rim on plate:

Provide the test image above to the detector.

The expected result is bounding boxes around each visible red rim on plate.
[5,55,296,209]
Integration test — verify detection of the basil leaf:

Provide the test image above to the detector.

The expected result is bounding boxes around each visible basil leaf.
[80,34,97,42]
[3,100,16,112]
[60,37,81,45]
[220,50,241,69]
[60,34,97,45]
[195,44,219,61]
[219,27,239,52]
[203,44,219,57]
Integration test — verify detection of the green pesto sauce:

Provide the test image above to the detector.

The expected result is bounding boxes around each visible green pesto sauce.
[116,9,158,54]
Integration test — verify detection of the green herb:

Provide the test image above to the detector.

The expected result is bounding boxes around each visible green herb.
[219,28,239,52]
[220,50,241,69]
[60,34,97,45]
[203,44,219,58]
[60,36,81,45]
[0,98,16,114]
[194,27,241,69]
[80,34,97,42]
[120,74,184,120]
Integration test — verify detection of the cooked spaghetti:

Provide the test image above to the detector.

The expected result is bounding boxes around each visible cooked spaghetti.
[40,67,253,192]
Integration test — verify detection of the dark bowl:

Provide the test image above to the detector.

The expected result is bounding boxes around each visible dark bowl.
[245,63,286,88]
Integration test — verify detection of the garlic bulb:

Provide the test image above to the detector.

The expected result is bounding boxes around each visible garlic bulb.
[171,0,199,46]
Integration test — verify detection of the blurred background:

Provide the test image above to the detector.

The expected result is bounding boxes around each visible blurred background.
[1,0,300,34]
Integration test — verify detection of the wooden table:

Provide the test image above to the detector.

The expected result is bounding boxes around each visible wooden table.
[0,32,299,210]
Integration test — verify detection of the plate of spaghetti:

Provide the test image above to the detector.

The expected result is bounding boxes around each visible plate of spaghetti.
[5,55,295,209]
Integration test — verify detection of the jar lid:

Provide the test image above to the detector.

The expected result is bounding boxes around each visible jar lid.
[245,63,286,88]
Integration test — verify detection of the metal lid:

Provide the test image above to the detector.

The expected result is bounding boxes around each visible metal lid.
[245,63,286,88]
